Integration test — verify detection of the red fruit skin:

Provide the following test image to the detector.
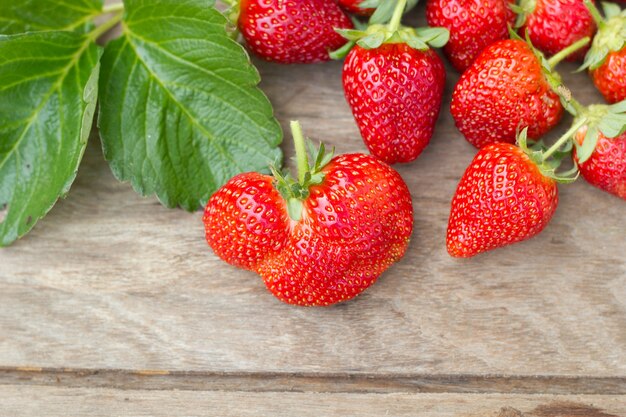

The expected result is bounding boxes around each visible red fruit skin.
[519,0,596,61]
[203,154,414,306]
[451,39,563,148]
[238,0,353,64]
[447,143,559,257]
[337,0,375,16]
[574,127,626,200]
[591,49,626,104]
[425,0,515,72]
[342,43,446,164]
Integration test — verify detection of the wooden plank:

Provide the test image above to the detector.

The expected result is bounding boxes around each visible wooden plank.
[0,2,624,377]
[0,387,624,417]
[1,367,625,395]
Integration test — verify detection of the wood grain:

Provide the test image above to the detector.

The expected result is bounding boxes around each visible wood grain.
[0,1,624,381]
[1,367,625,395]
[0,387,625,417]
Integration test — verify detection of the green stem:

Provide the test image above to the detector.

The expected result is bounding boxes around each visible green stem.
[290,121,309,184]
[388,0,408,33]
[546,37,590,67]
[102,2,124,14]
[568,96,587,117]
[583,0,605,29]
[542,118,588,160]
[89,10,123,40]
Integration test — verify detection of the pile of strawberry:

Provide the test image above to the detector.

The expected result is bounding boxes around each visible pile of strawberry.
[204,0,626,306]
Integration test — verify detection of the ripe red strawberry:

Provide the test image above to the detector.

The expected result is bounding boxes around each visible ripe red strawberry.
[337,0,448,163]
[343,43,445,163]
[238,0,353,64]
[591,50,626,103]
[580,1,626,103]
[447,137,561,257]
[203,122,413,306]
[450,37,590,148]
[426,0,515,72]
[515,0,596,61]
[337,0,375,16]
[571,102,626,199]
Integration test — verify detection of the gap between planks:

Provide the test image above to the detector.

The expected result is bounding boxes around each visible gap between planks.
[0,367,624,395]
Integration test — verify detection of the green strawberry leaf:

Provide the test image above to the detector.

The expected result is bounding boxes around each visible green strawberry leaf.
[98,0,283,211]
[0,31,101,246]
[0,0,104,35]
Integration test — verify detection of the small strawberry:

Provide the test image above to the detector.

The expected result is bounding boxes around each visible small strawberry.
[237,0,353,64]
[514,0,596,61]
[451,36,589,148]
[337,0,375,16]
[336,0,448,163]
[447,128,580,257]
[426,0,515,72]
[203,121,413,306]
[580,0,626,103]
[570,101,626,199]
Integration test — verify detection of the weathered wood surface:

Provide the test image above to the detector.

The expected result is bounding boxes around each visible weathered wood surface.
[0,2,624,403]
[1,388,625,417]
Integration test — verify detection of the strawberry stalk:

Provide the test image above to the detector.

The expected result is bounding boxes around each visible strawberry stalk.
[546,37,591,67]
[584,0,605,28]
[541,118,588,160]
[388,0,407,33]
[272,122,334,221]
[291,120,310,183]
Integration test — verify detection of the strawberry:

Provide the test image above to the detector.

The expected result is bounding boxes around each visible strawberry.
[514,0,596,61]
[336,0,448,163]
[580,1,626,103]
[570,102,626,199]
[203,121,413,306]
[450,37,589,149]
[425,0,515,72]
[446,128,579,257]
[237,0,353,64]
[337,0,375,16]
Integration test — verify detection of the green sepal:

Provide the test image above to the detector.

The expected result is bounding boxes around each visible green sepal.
[512,0,536,28]
[571,102,626,164]
[336,24,449,51]
[518,127,580,184]
[287,198,304,222]
[603,1,622,19]
[413,27,450,49]
[576,125,599,164]
[368,0,418,25]
[579,1,626,71]
[357,31,386,49]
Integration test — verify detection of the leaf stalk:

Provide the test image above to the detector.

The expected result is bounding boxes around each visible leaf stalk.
[542,118,587,161]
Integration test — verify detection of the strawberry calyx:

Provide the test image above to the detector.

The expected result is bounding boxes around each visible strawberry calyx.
[517,122,585,184]
[579,0,626,71]
[270,121,334,222]
[572,101,626,163]
[332,0,448,58]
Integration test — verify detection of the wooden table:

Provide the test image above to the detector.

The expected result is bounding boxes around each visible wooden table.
[1,3,625,415]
